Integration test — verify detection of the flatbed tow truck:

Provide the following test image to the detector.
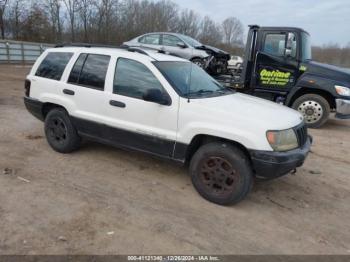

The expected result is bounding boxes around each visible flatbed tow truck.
[214,25,350,128]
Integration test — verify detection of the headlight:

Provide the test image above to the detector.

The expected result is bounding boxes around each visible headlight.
[335,85,350,96]
[266,129,298,151]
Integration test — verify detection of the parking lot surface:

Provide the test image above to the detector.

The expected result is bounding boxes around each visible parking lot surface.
[0,65,349,254]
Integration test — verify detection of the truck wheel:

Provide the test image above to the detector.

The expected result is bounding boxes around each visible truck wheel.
[191,58,205,68]
[292,94,330,128]
[189,142,253,205]
[44,108,81,153]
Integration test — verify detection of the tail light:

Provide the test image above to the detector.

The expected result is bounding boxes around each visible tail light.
[24,79,31,97]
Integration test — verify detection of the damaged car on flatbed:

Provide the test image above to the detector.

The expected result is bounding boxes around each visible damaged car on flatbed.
[123,32,230,75]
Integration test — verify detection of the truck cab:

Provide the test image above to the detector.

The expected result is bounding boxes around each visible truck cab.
[238,25,350,128]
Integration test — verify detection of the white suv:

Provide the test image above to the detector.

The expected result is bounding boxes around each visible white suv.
[24,45,311,205]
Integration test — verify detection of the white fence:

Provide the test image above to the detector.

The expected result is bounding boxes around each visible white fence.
[0,40,54,64]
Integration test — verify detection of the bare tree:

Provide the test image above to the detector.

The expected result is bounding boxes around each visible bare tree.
[77,0,93,42]
[20,2,51,42]
[222,17,243,46]
[0,0,9,39]
[198,16,222,46]
[6,0,25,40]
[311,43,350,68]
[94,0,118,43]
[45,0,62,42]
[151,0,179,32]
[63,0,80,41]
[176,9,200,37]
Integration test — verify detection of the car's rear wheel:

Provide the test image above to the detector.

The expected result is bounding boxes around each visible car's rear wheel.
[44,108,81,153]
[292,94,330,128]
[189,142,253,205]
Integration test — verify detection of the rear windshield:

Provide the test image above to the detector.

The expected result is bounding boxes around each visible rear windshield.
[35,52,73,80]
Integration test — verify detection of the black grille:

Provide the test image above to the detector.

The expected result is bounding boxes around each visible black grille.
[294,123,308,147]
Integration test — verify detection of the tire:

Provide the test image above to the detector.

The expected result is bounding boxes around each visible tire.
[44,108,81,153]
[292,94,330,128]
[191,58,205,68]
[189,142,253,205]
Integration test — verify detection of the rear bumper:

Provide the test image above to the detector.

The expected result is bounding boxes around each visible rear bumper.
[250,136,312,179]
[335,98,350,119]
[24,96,44,121]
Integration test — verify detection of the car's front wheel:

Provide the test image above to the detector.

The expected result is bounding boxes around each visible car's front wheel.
[44,108,81,153]
[191,58,205,68]
[189,142,253,205]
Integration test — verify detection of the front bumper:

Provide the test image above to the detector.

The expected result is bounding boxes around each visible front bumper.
[249,136,312,179]
[335,99,350,119]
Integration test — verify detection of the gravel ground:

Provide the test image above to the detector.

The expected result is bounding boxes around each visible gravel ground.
[0,65,349,255]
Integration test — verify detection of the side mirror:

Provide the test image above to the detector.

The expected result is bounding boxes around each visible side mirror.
[143,88,171,105]
[285,48,292,57]
[285,32,295,57]
[176,42,187,48]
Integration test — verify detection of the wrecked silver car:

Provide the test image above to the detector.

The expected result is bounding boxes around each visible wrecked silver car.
[123,32,230,75]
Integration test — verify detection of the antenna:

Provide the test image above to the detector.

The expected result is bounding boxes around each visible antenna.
[187,61,193,103]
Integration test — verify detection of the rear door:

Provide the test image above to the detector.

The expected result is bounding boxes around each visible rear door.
[61,52,112,137]
[253,31,300,100]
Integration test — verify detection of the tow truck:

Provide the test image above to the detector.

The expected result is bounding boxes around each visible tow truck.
[216,25,350,128]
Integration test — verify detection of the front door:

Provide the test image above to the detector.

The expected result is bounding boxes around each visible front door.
[104,57,179,158]
[161,34,191,59]
[139,34,162,50]
[253,31,300,101]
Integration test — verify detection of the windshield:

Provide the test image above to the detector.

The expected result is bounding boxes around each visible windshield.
[154,61,232,98]
[301,32,312,61]
[179,35,202,47]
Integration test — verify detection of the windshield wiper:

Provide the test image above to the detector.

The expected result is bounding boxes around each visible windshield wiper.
[187,88,234,97]
[187,89,214,96]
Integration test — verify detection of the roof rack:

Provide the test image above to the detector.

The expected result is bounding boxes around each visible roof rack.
[54,43,157,59]
[54,43,123,49]
[54,43,180,61]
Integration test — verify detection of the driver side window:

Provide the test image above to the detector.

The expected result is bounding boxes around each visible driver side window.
[263,33,286,56]
[263,33,297,57]
[113,58,164,100]
[162,34,184,47]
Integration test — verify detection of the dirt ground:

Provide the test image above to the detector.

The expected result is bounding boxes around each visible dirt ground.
[0,64,349,255]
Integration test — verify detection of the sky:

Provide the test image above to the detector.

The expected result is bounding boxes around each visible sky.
[172,0,350,46]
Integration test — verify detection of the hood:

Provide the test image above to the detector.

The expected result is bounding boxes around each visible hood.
[190,93,303,131]
[303,61,350,84]
[194,45,230,60]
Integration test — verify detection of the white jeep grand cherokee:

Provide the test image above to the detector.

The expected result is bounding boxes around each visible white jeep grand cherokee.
[24,45,311,205]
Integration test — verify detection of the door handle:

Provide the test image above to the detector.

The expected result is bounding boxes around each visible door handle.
[63,89,75,95]
[110,100,126,108]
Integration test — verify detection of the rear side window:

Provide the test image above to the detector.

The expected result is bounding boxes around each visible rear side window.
[113,58,164,99]
[139,34,160,45]
[35,52,73,80]
[68,53,110,90]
